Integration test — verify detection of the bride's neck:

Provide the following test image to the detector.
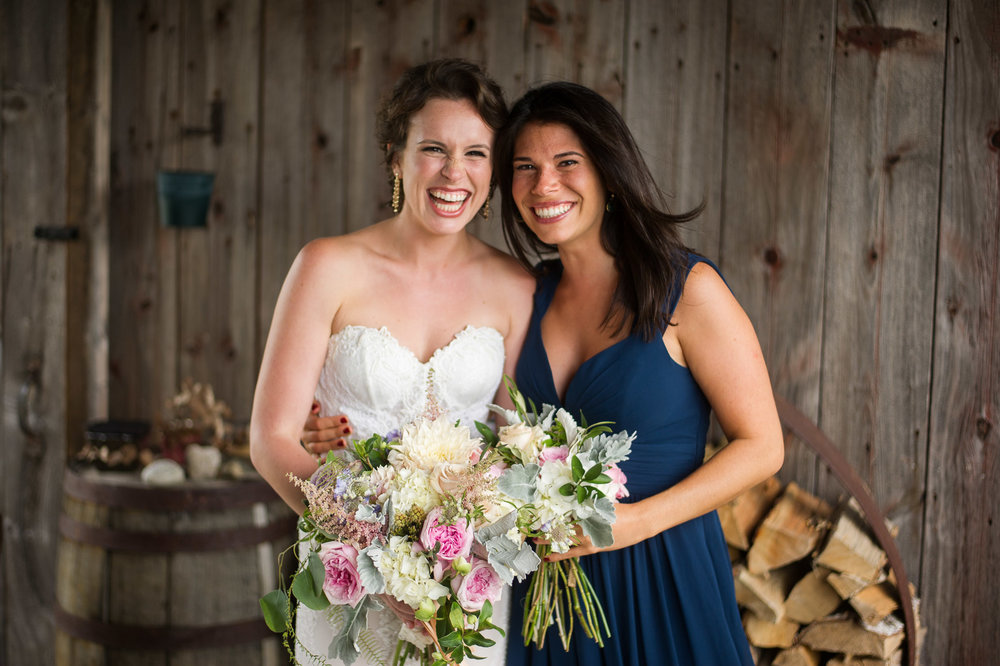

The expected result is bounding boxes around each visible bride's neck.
[384,217,475,269]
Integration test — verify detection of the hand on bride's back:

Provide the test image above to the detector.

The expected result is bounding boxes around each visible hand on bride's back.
[300,400,352,458]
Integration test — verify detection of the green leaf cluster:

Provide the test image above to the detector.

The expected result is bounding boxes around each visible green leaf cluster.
[557,455,612,504]
[351,431,396,470]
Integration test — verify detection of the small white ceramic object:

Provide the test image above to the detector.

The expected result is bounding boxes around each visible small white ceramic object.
[140,458,186,485]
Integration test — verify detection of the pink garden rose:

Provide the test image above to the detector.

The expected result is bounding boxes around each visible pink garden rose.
[420,506,473,563]
[452,559,503,612]
[607,463,629,499]
[537,445,569,465]
[319,541,365,607]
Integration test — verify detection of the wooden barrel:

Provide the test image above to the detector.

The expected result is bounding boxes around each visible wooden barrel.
[54,468,298,666]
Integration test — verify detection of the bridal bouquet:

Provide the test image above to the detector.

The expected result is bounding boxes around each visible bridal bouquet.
[260,417,541,666]
[483,379,635,650]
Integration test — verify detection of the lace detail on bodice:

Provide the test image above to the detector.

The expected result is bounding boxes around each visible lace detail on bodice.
[297,324,509,666]
[314,325,505,439]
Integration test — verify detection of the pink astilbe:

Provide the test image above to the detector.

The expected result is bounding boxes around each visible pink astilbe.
[289,474,385,549]
[448,462,501,524]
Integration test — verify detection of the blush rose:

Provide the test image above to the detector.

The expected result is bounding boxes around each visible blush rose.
[452,559,503,612]
[318,541,365,607]
[419,507,473,564]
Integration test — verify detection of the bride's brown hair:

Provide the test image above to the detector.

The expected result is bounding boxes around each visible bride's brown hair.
[494,81,702,341]
[376,59,507,208]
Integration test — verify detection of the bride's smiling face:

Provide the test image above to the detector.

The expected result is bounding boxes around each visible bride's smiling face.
[393,97,494,235]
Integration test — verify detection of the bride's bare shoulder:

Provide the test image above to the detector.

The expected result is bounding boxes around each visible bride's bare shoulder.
[294,224,388,275]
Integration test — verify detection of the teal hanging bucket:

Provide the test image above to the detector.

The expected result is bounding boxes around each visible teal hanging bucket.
[156,170,215,228]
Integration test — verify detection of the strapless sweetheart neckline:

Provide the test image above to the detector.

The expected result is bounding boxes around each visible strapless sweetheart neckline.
[330,324,502,366]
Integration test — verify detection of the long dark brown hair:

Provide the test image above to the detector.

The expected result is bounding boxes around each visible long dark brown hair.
[494,81,702,341]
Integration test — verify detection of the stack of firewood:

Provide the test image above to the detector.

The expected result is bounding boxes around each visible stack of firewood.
[719,477,924,665]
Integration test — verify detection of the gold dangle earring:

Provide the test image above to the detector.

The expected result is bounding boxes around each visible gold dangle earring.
[605,193,616,213]
[391,173,401,214]
[481,197,490,220]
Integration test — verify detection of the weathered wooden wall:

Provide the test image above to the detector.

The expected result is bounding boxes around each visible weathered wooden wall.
[2,1,997,664]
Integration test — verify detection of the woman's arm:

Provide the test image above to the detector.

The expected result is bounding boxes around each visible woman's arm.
[250,238,348,514]
[547,262,784,560]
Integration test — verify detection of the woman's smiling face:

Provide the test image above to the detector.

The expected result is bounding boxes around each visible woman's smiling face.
[394,97,494,235]
[511,121,606,251]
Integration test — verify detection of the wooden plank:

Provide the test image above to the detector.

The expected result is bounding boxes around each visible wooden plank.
[344,0,436,232]
[108,0,182,419]
[0,0,69,663]
[624,0,728,257]
[258,0,351,363]
[176,0,261,422]
[0,1,5,649]
[723,0,837,493]
[920,2,1000,665]
[522,0,625,107]
[66,0,113,448]
[819,0,945,584]
[436,0,528,250]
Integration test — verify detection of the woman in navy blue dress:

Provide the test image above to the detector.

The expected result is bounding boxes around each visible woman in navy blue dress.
[494,82,785,665]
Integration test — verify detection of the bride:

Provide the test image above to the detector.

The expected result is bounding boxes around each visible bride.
[250,59,533,665]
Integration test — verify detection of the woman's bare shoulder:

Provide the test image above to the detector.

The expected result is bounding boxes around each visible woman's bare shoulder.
[294,225,386,276]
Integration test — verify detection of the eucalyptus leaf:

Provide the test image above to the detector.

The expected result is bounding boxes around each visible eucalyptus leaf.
[357,544,385,594]
[476,510,517,542]
[555,408,581,446]
[580,514,615,548]
[487,403,521,426]
[329,595,379,664]
[497,464,540,503]
[586,431,635,464]
[307,551,326,594]
[482,533,541,584]
[571,456,584,482]
[259,590,290,633]
[292,553,330,610]
[591,495,616,524]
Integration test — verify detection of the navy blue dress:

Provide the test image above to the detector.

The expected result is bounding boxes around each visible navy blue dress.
[506,256,753,666]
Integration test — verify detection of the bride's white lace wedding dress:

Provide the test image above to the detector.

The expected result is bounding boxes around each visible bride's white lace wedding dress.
[295,324,511,666]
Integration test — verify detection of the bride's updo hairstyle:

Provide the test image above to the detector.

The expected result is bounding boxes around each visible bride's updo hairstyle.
[494,81,703,342]
[376,59,508,208]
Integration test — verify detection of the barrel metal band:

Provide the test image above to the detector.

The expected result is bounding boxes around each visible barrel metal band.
[63,469,282,511]
[59,513,299,552]
[53,603,275,650]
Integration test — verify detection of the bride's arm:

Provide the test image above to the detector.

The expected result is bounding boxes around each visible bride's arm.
[250,238,347,514]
